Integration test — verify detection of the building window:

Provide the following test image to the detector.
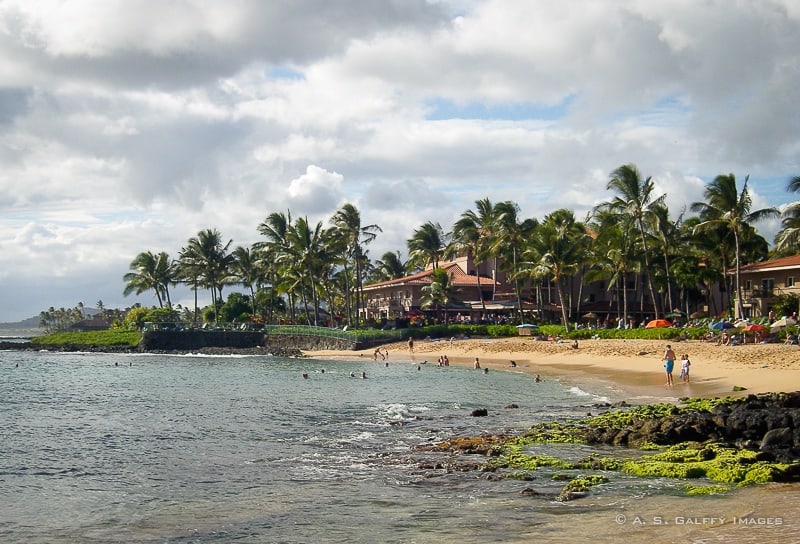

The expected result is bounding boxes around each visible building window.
[788,277,795,288]
[745,280,752,290]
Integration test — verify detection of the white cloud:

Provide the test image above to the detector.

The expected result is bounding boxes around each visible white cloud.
[0,0,798,321]
[286,165,345,215]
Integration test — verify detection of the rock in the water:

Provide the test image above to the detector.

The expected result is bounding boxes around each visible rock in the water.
[761,427,795,451]
[470,408,488,417]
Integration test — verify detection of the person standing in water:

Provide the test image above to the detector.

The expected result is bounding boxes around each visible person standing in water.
[680,353,691,384]
[662,344,676,386]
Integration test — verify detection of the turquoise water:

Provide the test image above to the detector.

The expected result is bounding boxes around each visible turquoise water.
[1,350,799,543]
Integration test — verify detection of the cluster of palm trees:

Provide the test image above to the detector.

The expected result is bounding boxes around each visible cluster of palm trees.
[123,165,800,330]
[38,300,125,332]
[39,304,90,332]
[123,204,382,327]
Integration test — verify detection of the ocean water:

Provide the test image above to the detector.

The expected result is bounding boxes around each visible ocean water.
[1,350,799,543]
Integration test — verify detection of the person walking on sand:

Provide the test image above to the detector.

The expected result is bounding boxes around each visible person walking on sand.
[662,344,676,386]
[407,337,414,353]
[473,357,481,369]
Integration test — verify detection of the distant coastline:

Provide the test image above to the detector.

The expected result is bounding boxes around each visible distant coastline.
[0,329,39,339]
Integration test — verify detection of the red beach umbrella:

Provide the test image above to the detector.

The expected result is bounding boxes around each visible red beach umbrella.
[645,319,672,328]
[742,323,768,333]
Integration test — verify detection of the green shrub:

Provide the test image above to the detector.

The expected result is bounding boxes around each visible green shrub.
[31,329,142,347]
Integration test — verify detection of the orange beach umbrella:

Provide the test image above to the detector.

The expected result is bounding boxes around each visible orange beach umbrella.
[645,319,672,328]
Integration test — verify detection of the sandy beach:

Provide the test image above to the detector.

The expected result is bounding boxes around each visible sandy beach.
[304,337,800,401]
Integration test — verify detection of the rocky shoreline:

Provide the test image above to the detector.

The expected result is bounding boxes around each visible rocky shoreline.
[417,392,800,501]
[579,392,800,463]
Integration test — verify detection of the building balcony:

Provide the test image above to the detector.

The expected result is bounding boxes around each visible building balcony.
[747,288,774,299]
[366,299,413,310]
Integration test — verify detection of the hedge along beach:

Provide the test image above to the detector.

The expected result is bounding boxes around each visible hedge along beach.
[305,337,800,400]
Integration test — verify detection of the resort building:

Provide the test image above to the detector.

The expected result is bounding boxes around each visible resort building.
[359,252,658,326]
[360,256,510,324]
[732,254,800,319]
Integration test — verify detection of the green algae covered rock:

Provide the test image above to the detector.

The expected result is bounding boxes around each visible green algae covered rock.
[621,442,798,485]
[421,393,800,500]
[684,484,731,496]
[557,475,610,502]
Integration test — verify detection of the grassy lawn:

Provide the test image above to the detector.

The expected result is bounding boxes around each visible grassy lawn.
[31,329,142,347]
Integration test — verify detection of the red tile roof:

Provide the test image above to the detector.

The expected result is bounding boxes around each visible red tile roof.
[737,254,800,273]
[363,262,499,290]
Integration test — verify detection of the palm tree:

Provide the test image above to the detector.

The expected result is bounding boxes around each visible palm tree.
[370,251,410,282]
[691,174,778,318]
[492,201,538,323]
[123,251,173,307]
[154,251,176,308]
[419,267,457,323]
[286,216,332,327]
[330,203,382,328]
[179,229,235,322]
[232,245,263,316]
[407,221,447,271]
[521,209,589,332]
[446,198,500,313]
[650,204,680,313]
[256,211,297,320]
[775,175,800,254]
[680,216,726,317]
[598,164,664,318]
[586,209,639,326]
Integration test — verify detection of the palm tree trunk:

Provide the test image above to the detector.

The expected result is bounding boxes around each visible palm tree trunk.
[734,231,744,319]
[308,271,320,327]
[662,251,673,313]
[342,261,352,327]
[637,217,660,318]
[556,278,570,333]
[193,280,198,324]
[476,271,485,314]
[354,248,363,328]
[575,266,584,322]
[299,287,310,325]
[623,273,629,329]
[513,249,523,324]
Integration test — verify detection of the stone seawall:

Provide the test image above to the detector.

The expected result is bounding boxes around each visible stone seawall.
[264,334,358,351]
[140,331,364,352]
[141,330,265,351]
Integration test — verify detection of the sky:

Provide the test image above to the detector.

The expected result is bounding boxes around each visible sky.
[0,0,799,323]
